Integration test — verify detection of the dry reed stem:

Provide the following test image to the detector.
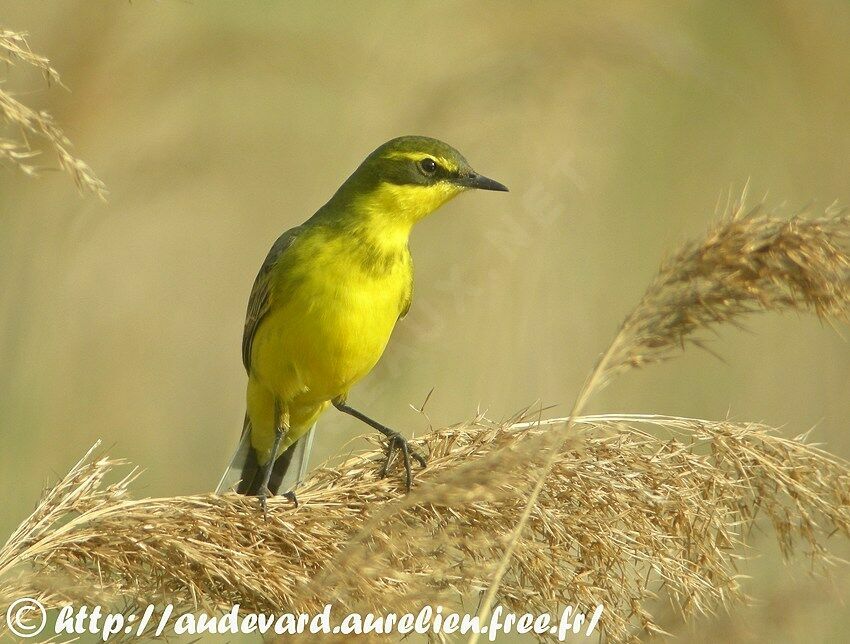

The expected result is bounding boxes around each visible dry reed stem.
[0,28,106,198]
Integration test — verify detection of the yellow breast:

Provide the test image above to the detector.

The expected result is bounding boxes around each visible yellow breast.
[249,226,412,406]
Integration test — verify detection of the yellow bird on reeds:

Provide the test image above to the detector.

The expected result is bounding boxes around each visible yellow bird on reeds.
[216,136,508,505]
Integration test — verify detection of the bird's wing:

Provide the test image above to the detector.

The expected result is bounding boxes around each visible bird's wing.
[242,226,302,373]
[399,293,412,319]
[398,257,414,320]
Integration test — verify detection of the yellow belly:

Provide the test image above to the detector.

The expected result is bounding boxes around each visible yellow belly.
[247,231,411,462]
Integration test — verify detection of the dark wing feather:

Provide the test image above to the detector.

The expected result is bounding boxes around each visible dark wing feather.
[242,226,302,373]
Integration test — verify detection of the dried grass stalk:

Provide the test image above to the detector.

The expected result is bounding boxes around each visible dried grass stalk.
[0,28,106,198]
[1,413,849,643]
[1,198,849,642]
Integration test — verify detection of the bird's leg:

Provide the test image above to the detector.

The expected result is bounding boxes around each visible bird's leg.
[257,401,290,517]
[332,398,427,490]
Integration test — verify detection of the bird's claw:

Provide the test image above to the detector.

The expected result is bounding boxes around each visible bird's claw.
[257,487,299,518]
[380,431,427,491]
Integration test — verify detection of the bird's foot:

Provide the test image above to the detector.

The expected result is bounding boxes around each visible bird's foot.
[257,486,271,521]
[380,431,427,491]
[256,488,299,518]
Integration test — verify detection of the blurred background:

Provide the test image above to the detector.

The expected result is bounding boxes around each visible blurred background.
[2,1,849,641]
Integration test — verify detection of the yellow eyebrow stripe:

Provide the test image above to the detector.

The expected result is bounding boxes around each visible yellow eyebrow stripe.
[383,151,459,174]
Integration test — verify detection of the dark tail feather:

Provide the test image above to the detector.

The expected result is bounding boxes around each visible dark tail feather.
[215,416,316,495]
[236,442,297,495]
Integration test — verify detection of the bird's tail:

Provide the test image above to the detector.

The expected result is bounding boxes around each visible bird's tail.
[215,415,316,495]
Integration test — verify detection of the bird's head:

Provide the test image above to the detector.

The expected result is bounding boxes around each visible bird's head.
[333,136,508,227]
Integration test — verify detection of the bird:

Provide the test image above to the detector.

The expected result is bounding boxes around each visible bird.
[215,135,508,505]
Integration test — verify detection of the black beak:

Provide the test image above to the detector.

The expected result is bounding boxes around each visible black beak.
[455,172,509,192]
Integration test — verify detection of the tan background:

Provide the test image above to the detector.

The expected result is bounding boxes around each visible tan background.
[2,2,849,641]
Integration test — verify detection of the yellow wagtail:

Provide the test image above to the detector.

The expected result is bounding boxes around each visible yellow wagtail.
[216,136,508,504]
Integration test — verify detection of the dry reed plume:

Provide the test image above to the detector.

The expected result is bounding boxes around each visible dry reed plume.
[0,28,106,198]
[599,195,850,382]
[2,196,850,642]
[472,193,850,634]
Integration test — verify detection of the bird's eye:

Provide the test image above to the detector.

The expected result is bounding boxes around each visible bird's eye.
[419,158,438,175]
